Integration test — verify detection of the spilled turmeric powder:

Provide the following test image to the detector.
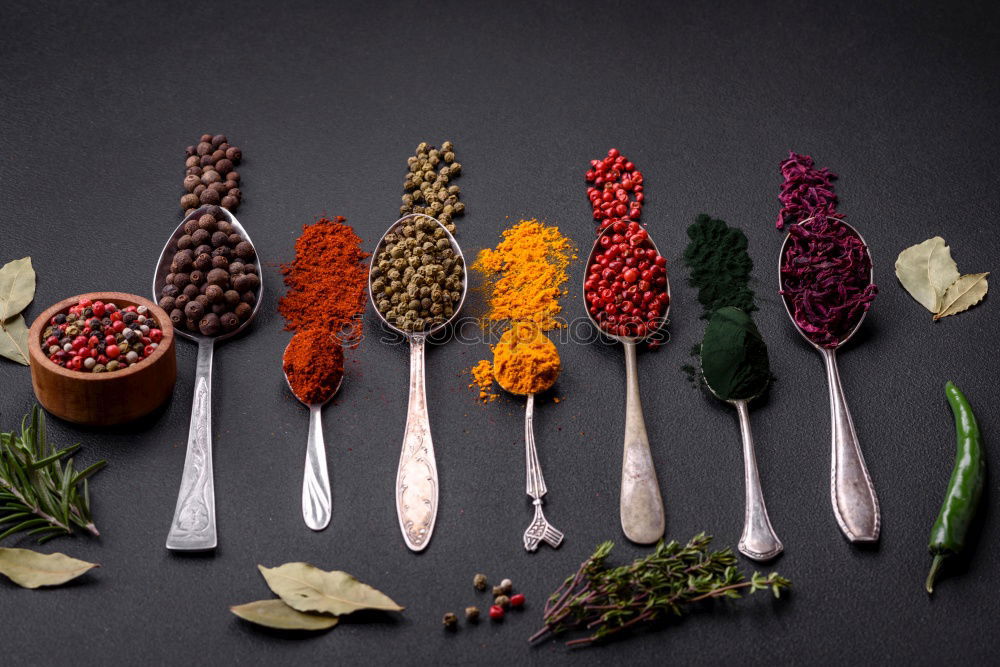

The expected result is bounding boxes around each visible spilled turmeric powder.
[493,323,561,395]
[468,219,574,402]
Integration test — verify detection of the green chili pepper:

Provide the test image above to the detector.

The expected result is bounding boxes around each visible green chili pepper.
[925,381,985,594]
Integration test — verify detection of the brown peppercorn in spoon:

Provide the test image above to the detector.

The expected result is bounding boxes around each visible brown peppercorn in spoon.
[582,224,670,545]
[493,325,565,552]
[153,204,263,551]
[282,332,344,532]
[368,213,467,552]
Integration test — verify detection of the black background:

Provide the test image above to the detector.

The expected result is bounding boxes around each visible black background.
[1,1,998,664]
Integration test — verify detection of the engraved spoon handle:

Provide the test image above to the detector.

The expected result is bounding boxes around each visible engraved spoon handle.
[524,394,547,499]
[166,338,217,551]
[620,340,665,544]
[733,399,783,561]
[302,404,332,531]
[396,335,438,551]
[821,347,880,542]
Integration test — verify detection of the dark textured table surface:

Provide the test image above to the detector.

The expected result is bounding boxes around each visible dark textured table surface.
[2,1,998,664]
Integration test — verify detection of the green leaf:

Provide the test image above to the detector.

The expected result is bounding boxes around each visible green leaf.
[0,257,35,322]
[0,313,30,365]
[0,547,98,588]
[230,599,340,631]
[258,563,404,616]
[895,237,960,313]
[934,273,989,320]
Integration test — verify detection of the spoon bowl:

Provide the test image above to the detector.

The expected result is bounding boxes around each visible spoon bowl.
[777,217,880,543]
[283,337,344,532]
[368,213,467,552]
[582,222,670,544]
[154,204,263,552]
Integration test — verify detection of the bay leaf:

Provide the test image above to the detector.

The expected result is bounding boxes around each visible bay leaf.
[895,237,959,313]
[934,273,989,320]
[0,313,30,365]
[0,257,36,322]
[0,547,98,589]
[230,599,340,630]
[258,563,404,616]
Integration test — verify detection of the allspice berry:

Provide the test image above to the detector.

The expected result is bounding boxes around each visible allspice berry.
[181,193,199,210]
[206,268,229,287]
[200,188,220,205]
[205,284,224,303]
[199,312,221,336]
[184,300,205,321]
[234,241,255,260]
[234,302,252,320]
[220,311,240,331]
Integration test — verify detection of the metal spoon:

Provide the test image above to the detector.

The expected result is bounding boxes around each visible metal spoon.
[778,219,880,543]
[153,204,263,551]
[495,365,564,552]
[283,339,343,531]
[701,376,783,561]
[368,214,467,552]
[583,226,670,544]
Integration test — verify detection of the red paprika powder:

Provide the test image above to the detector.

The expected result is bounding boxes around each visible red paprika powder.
[278,216,369,343]
[283,328,344,404]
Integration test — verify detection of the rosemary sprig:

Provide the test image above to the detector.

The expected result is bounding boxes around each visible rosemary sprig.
[0,406,106,543]
[530,533,790,647]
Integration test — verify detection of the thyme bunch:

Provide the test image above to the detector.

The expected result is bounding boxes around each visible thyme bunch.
[0,406,106,543]
[530,533,789,647]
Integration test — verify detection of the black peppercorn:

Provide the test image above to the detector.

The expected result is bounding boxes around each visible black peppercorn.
[54,313,67,324]
[234,241,255,260]
[206,268,229,287]
[184,301,205,321]
[220,312,239,331]
[199,312,221,336]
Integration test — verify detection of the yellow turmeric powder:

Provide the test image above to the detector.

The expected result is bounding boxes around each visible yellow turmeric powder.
[492,323,561,395]
[468,218,573,402]
[472,219,575,330]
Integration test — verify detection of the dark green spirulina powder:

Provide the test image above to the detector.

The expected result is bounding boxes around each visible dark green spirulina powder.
[700,307,771,401]
[683,214,755,319]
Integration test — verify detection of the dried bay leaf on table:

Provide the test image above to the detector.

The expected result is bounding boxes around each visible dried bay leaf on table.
[0,256,36,321]
[0,547,98,588]
[230,599,340,631]
[258,563,404,616]
[934,273,989,320]
[0,313,30,365]
[895,237,960,312]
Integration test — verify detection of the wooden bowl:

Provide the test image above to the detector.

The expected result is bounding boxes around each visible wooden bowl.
[28,292,177,425]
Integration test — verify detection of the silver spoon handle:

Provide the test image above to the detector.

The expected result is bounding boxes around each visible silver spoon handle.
[620,341,665,544]
[524,394,547,499]
[302,404,332,531]
[166,339,217,551]
[821,347,880,542]
[733,400,783,560]
[396,336,438,551]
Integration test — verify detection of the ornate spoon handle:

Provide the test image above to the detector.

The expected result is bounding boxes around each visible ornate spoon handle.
[523,394,563,551]
[619,340,665,544]
[302,404,332,531]
[733,400,783,561]
[166,338,217,551]
[821,347,880,542]
[396,335,438,551]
